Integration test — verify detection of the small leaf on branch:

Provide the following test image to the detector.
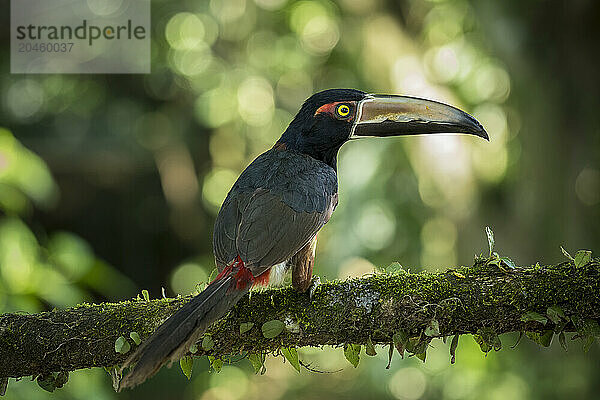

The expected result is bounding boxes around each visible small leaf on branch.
[344,344,361,368]
[104,366,121,392]
[37,374,56,393]
[539,330,553,347]
[546,306,566,325]
[424,319,440,337]
[473,327,501,352]
[583,337,595,353]
[574,250,592,267]
[179,356,193,380]
[366,337,377,356]
[407,337,419,353]
[129,332,141,345]
[511,331,524,348]
[114,336,131,354]
[141,289,150,301]
[248,353,265,374]
[35,371,69,393]
[559,331,568,352]
[393,330,409,357]
[525,330,553,347]
[282,347,301,372]
[450,334,459,364]
[262,320,285,339]
[500,257,517,270]
[473,333,491,353]
[386,262,405,274]
[202,335,214,351]
[208,356,223,372]
[0,377,7,396]
[583,319,600,337]
[240,322,254,334]
[386,343,394,369]
[408,336,427,354]
[54,372,68,389]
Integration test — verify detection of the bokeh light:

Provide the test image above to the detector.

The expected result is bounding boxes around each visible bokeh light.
[171,262,208,295]
[1,0,598,398]
[388,367,427,400]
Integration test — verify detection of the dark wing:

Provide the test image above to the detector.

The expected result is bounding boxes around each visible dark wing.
[238,189,333,273]
[212,149,337,275]
[214,188,336,276]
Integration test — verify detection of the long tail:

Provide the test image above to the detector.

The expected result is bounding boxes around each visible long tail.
[119,260,254,390]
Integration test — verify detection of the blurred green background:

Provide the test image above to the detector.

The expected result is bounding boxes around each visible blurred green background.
[1,0,599,398]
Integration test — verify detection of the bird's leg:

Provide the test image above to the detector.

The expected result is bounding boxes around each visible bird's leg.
[291,236,317,293]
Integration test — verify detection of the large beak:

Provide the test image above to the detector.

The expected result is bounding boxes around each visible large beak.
[350,95,488,140]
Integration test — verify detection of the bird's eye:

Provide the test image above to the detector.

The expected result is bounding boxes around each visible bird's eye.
[336,104,351,118]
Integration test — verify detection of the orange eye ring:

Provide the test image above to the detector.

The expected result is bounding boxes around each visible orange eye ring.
[336,104,351,118]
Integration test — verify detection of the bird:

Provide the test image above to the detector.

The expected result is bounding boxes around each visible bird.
[119,88,488,389]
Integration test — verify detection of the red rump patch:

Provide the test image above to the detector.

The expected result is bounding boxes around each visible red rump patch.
[254,269,271,286]
[213,255,270,290]
[233,263,255,290]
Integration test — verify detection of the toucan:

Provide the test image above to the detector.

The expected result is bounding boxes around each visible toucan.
[119,88,488,388]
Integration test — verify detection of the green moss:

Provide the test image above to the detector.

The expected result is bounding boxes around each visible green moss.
[1,259,599,379]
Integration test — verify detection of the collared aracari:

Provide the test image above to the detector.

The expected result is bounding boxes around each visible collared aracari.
[119,88,487,389]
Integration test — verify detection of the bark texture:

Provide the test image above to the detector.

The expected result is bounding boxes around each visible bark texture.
[1,259,599,379]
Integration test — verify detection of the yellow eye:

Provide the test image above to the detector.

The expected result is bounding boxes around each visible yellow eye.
[336,104,351,118]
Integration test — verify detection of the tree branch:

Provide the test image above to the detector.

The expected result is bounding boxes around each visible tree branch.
[1,259,599,379]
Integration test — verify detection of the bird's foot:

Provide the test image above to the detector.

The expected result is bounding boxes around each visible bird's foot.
[309,275,321,300]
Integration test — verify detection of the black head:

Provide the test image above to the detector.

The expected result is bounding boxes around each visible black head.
[276,89,366,169]
[276,88,488,170]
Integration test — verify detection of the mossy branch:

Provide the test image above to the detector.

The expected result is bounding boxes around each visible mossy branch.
[1,259,599,379]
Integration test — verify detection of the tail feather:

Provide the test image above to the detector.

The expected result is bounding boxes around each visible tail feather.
[119,274,249,390]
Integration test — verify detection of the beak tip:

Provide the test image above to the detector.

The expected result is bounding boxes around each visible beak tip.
[465,114,489,141]
[477,127,490,141]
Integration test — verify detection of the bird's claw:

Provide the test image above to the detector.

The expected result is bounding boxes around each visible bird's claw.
[309,275,321,300]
